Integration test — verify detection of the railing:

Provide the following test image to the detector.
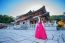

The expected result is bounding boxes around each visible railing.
[6,22,58,30]
[28,23,57,30]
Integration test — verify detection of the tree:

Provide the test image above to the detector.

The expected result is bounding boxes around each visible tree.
[0,15,14,23]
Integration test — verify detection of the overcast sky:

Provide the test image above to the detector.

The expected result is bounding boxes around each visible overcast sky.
[0,0,65,17]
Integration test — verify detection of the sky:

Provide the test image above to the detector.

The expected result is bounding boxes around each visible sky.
[0,0,65,17]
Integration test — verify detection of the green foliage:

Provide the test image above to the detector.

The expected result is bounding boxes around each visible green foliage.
[50,15,63,21]
[0,15,14,23]
[50,16,54,20]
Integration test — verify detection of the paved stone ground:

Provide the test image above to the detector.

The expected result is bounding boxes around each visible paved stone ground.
[0,30,65,43]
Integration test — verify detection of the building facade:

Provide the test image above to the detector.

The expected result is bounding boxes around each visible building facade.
[15,6,50,25]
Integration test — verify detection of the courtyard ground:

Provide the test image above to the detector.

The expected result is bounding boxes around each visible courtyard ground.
[0,26,65,43]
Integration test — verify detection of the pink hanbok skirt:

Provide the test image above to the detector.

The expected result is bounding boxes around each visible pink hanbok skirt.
[35,22,47,40]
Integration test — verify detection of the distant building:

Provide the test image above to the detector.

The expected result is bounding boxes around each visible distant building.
[15,6,50,25]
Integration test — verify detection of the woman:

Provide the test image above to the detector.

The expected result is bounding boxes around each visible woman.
[35,17,47,40]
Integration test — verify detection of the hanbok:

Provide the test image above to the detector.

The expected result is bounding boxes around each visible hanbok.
[35,22,47,40]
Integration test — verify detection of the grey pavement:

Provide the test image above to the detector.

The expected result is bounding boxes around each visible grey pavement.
[0,30,65,43]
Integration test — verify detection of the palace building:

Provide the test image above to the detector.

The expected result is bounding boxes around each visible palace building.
[15,6,50,25]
